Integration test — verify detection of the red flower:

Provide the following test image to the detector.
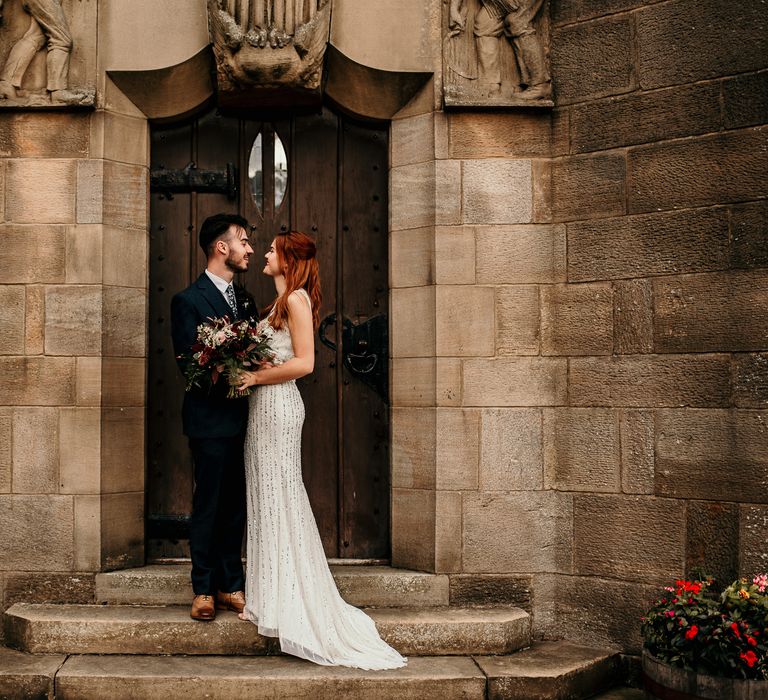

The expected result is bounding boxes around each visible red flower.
[748,636,758,647]
[685,625,699,640]
[731,622,742,638]
[740,650,758,668]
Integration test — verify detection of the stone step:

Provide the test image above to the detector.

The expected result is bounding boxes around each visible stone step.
[95,564,450,607]
[475,640,622,699]
[0,646,66,699]
[4,603,531,657]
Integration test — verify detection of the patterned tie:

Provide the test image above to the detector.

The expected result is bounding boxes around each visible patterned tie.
[225,284,238,317]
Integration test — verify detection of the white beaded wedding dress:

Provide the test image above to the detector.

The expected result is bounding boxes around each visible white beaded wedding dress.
[241,289,406,670]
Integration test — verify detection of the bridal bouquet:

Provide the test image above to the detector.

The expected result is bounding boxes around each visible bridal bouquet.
[179,316,275,398]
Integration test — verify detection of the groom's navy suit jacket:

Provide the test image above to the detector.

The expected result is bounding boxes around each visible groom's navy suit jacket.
[170,273,257,439]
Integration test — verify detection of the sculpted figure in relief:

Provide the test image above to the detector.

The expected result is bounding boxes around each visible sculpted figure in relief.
[448,0,551,100]
[0,0,89,105]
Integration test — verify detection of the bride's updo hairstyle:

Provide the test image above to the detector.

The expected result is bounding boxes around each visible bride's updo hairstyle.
[264,230,322,331]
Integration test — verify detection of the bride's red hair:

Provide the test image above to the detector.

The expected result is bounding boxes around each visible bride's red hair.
[263,231,322,331]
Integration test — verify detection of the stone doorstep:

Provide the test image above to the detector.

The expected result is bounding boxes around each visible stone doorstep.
[95,564,451,608]
[0,643,625,700]
[4,604,531,657]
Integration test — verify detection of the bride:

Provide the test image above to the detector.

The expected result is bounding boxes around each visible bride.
[235,230,406,670]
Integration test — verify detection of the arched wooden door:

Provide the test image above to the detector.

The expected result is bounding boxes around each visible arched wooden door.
[147,106,390,561]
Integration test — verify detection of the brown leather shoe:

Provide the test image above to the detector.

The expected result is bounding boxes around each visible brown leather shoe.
[216,590,246,613]
[191,594,216,621]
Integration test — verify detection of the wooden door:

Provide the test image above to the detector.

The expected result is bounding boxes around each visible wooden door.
[148,106,390,561]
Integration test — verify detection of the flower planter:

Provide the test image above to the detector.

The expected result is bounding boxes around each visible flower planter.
[642,650,767,700]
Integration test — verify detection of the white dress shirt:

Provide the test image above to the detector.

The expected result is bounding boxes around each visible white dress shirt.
[205,269,234,307]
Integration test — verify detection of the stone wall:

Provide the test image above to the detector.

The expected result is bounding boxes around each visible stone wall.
[390,0,767,653]
[0,99,149,640]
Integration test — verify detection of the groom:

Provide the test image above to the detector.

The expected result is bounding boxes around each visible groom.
[171,213,256,621]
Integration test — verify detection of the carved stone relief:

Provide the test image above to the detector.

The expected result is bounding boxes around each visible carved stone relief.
[208,0,332,105]
[0,0,95,107]
[444,0,553,107]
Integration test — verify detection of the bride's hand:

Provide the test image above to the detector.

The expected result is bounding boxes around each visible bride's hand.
[236,370,260,390]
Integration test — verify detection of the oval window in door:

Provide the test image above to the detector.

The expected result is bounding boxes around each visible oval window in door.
[274,132,288,210]
[248,132,264,213]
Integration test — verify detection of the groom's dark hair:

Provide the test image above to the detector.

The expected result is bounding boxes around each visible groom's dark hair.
[199,213,249,256]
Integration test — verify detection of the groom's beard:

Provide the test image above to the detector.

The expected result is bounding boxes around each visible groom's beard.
[226,254,249,273]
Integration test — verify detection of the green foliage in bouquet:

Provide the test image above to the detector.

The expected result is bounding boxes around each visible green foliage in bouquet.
[178,316,275,398]
[641,574,768,680]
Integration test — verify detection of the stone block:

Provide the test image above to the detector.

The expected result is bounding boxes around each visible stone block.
[0,285,25,354]
[24,285,45,355]
[12,408,58,494]
[391,161,435,231]
[76,160,103,224]
[3,572,94,606]
[5,160,76,223]
[101,357,145,407]
[568,205,730,282]
[437,358,462,407]
[391,112,434,168]
[0,224,66,283]
[0,160,4,221]
[542,283,613,356]
[463,357,567,407]
[436,285,494,356]
[544,409,620,493]
[574,494,685,582]
[103,286,147,357]
[44,285,102,356]
[686,501,739,586]
[461,160,532,225]
[0,112,90,158]
[636,0,768,89]
[74,494,101,571]
[552,0,647,24]
[101,408,145,494]
[392,408,436,490]
[463,491,572,573]
[724,72,768,130]
[480,409,542,491]
[103,161,148,230]
[620,410,655,495]
[66,225,103,284]
[434,226,475,285]
[739,505,768,576]
[435,490,462,572]
[434,111,449,160]
[554,574,658,653]
[392,358,435,407]
[733,353,768,409]
[731,201,768,270]
[550,16,634,104]
[653,270,768,353]
[390,228,433,288]
[476,224,566,284]
[0,357,75,406]
[448,112,553,158]
[655,410,768,503]
[101,491,144,570]
[392,488,435,572]
[449,574,532,609]
[435,160,462,226]
[0,495,73,570]
[0,409,10,493]
[551,154,625,222]
[0,647,65,700]
[103,227,148,288]
[629,128,768,213]
[571,82,721,154]
[495,285,540,356]
[435,408,479,490]
[614,280,653,355]
[76,357,102,406]
[531,159,552,223]
[391,286,435,358]
[569,355,731,408]
[59,408,101,495]
[102,112,149,166]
